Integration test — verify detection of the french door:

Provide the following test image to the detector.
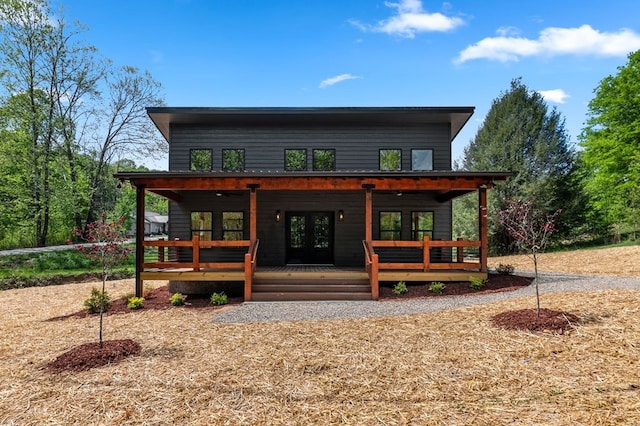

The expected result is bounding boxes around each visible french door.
[285,211,334,264]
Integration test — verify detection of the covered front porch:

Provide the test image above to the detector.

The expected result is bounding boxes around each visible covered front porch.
[115,171,510,300]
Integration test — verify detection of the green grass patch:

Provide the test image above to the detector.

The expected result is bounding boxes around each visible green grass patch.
[0,248,135,290]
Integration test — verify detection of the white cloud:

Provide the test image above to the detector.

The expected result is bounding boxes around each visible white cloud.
[496,26,521,37]
[149,50,164,64]
[539,89,570,104]
[319,74,360,89]
[351,0,465,38]
[456,24,640,63]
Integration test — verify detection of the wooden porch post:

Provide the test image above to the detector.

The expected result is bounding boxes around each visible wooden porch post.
[135,184,146,298]
[247,185,258,301]
[364,185,373,241]
[478,186,488,273]
[248,186,257,241]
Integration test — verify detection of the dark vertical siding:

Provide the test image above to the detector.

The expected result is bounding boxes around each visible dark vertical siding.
[165,117,457,267]
[169,190,451,267]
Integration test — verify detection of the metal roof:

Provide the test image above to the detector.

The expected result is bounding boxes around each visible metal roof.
[146,106,475,143]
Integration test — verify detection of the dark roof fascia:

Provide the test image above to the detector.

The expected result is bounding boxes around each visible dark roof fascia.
[146,106,475,143]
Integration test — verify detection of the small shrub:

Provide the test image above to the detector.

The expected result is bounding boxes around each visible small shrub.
[170,293,186,306]
[392,281,408,295]
[428,282,446,293]
[84,287,112,314]
[210,292,228,305]
[127,296,144,310]
[120,292,135,302]
[469,276,486,290]
[496,263,515,275]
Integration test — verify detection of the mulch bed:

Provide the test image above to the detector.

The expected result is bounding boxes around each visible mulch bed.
[379,273,534,300]
[48,286,243,321]
[47,339,141,372]
[492,308,582,334]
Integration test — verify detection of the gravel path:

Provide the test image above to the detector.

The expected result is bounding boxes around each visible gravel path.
[211,272,640,324]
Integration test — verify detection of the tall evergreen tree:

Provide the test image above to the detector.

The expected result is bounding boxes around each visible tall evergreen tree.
[580,50,640,241]
[461,78,581,254]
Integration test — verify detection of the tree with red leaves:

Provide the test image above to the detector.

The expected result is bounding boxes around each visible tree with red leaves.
[72,214,129,346]
[497,199,561,316]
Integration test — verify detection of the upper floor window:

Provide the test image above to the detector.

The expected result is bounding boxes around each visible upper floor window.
[411,211,434,241]
[285,149,307,171]
[223,149,244,171]
[190,149,212,171]
[191,211,212,241]
[313,149,335,171]
[380,211,401,240]
[411,149,433,171]
[379,149,401,171]
[222,212,244,241]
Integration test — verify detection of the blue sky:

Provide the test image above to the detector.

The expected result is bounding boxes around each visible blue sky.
[53,0,640,170]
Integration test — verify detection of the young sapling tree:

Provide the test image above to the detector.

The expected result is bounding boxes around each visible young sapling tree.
[497,199,560,316]
[73,214,129,346]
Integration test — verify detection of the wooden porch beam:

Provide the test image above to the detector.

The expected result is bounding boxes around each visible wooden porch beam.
[122,175,503,192]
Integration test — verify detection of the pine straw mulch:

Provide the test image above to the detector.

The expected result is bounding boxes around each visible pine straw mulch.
[2,270,640,424]
[489,244,640,277]
[1,245,638,424]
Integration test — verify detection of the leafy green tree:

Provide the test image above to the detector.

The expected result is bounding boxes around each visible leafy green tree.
[0,0,57,246]
[0,0,165,247]
[580,50,640,241]
[460,78,581,254]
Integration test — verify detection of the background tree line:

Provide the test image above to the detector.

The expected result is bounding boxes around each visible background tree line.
[454,50,640,254]
[0,0,166,249]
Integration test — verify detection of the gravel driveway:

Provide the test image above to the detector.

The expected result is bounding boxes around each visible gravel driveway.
[211,272,640,323]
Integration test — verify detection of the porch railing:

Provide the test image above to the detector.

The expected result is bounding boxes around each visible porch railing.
[363,236,483,299]
[143,236,258,272]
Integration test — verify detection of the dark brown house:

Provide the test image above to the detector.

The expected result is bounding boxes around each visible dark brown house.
[115,107,510,301]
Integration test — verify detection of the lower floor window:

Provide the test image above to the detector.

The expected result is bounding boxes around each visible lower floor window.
[412,211,434,240]
[380,211,401,240]
[191,211,212,240]
[222,212,244,241]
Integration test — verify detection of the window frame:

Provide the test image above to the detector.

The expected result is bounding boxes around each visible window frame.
[411,149,434,171]
[411,211,434,241]
[190,211,213,241]
[222,211,244,241]
[379,211,402,241]
[190,149,212,171]
[379,149,402,171]
[312,149,336,171]
[222,148,245,172]
[285,148,307,171]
